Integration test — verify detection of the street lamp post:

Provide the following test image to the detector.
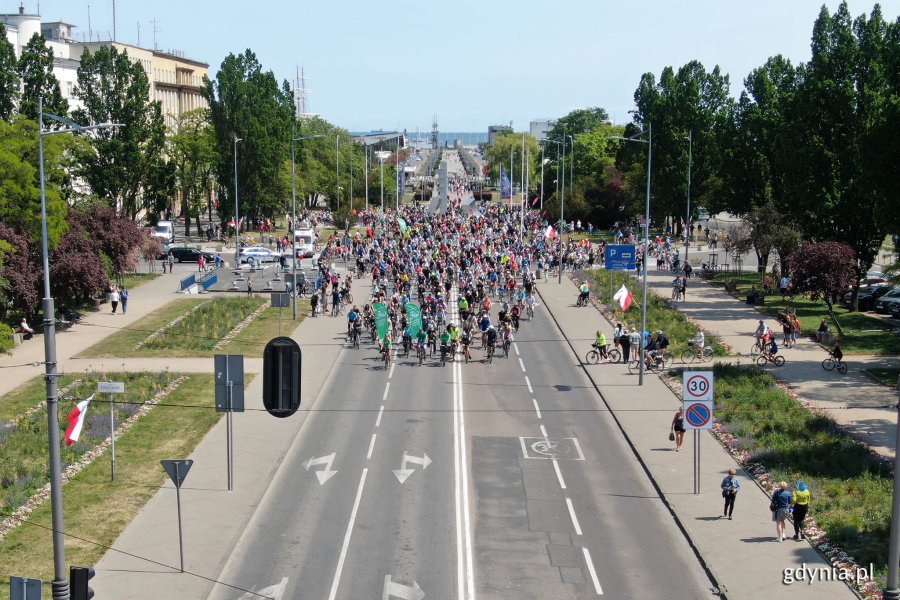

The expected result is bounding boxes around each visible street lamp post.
[540,142,545,211]
[541,137,566,283]
[375,150,390,213]
[335,134,340,210]
[233,135,242,269]
[885,375,900,599]
[291,133,324,319]
[610,124,652,385]
[685,130,692,263]
[38,96,121,600]
[568,134,574,202]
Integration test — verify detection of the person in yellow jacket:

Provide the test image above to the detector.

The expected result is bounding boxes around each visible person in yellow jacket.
[791,481,811,540]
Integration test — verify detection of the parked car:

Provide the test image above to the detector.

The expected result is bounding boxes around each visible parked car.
[162,246,216,263]
[891,302,900,319]
[151,220,175,245]
[239,246,282,264]
[844,284,893,311]
[874,288,900,314]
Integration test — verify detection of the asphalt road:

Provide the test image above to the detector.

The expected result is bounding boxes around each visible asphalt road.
[207,281,712,599]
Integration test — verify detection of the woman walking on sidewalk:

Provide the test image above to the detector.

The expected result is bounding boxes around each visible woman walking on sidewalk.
[791,481,810,540]
[772,481,792,541]
[672,407,686,452]
[720,468,740,519]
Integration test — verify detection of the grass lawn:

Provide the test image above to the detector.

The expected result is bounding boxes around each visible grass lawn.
[864,367,900,388]
[219,298,310,355]
[79,296,278,358]
[584,269,727,357]
[0,373,226,599]
[707,271,900,355]
[118,273,159,290]
[567,231,615,244]
[713,364,891,579]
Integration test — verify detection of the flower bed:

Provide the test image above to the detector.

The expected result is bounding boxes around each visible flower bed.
[141,296,266,353]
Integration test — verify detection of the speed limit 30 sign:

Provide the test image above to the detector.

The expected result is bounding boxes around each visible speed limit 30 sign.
[683,371,714,402]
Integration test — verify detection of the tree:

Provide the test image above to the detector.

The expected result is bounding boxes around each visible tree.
[484,132,539,189]
[17,33,68,119]
[49,216,108,308]
[73,45,167,219]
[0,224,38,319]
[0,23,20,120]
[203,50,294,226]
[169,109,217,236]
[72,204,145,279]
[627,61,732,228]
[0,118,75,246]
[787,241,856,334]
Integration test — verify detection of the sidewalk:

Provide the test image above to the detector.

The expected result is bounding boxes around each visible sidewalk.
[92,305,345,599]
[644,268,900,457]
[537,278,855,600]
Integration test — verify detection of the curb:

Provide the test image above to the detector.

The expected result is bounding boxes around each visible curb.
[536,280,728,599]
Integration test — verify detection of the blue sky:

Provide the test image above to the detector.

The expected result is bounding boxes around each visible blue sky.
[19,0,900,132]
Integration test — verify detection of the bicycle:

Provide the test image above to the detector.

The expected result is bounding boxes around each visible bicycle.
[341,291,353,306]
[585,344,620,365]
[680,341,713,363]
[486,342,495,364]
[821,353,848,374]
[349,328,360,349]
[502,337,511,358]
[672,287,683,302]
[416,343,426,366]
[525,302,535,320]
[382,347,391,370]
[756,352,785,367]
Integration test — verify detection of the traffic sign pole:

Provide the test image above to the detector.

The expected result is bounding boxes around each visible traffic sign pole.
[682,371,715,496]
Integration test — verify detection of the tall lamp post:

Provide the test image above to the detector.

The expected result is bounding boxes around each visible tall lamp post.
[539,142,545,210]
[885,375,900,600]
[610,124,652,385]
[291,133,324,319]
[233,135,242,269]
[568,134,575,202]
[335,134,340,210]
[684,130,692,263]
[542,137,566,283]
[375,150,390,212]
[38,96,121,599]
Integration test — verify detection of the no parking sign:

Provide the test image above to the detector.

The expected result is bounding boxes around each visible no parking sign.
[683,401,714,430]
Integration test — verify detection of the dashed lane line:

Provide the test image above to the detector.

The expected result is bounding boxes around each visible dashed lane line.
[582,547,604,595]
[566,497,582,536]
[366,434,376,460]
[382,382,390,402]
[525,376,533,393]
[518,358,526,372]
[532,398,542,419]
[375,405,384,428]
[552,459,567,490]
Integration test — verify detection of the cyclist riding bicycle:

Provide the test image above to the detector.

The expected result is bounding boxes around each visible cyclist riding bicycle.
[402,325,413,355]
[764,338,779,359]
[439,328,452,360]
[578,280,590,304]
[510,304,521,332]
[485,326,498,353]
[347,305,360,335]
[831,341,843,362]
[380,335,392,366]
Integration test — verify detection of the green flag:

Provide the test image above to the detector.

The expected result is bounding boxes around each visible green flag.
[405,303,423,338]
[374,302,390,340]
[397,217,408,234]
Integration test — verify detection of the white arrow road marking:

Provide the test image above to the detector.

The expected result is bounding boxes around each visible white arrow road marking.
[303,453,338,485]
[393,451,432,484]
[240,577,288,600]
[383,575,425,600]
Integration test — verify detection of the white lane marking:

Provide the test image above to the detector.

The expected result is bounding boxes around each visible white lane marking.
[552,459,567,490]
[539,424,548,438]
[302,453,338,485]
[240,577,288,600]
[456,355,476,598]
[518,358,526,372]
[582,547,604,595]
[532,398,542,419]
[525,376,533,393]
[366,434,377,460]
[566,497,582,535]
[383,382,391,402]
[513,343,520,356]
[453,356,465,600]
[327,468,368,600]
[389,363,396,379]
[375,405,385,428]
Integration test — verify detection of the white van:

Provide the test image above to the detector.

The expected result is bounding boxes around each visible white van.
[152,220,175,245]
[293,228,317,258]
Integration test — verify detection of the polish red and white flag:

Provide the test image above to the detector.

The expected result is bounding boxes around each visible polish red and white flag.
[545,225,556,239]
[65,394,94,446]
[613,285,633,311]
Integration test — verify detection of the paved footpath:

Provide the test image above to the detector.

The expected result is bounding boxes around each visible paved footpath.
[537,277,855,600]
[643,268,900,457]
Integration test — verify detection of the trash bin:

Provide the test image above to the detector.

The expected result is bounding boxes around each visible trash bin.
[821,331,835,346]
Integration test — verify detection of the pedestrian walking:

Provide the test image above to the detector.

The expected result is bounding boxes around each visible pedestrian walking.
[198,255,205,272]
[247,278,253,297]
[109,286,120,314]
[791,481,810,540]
[331,285,340,316]
[628,328,641,361]
[771,481,792,542]
[671,407,686,452]
[120,288,129,315]
[310,292,319,317]
[162,256,167,273]
[720,468,740,519]
[618,327,631,364]
[168,252,175,272]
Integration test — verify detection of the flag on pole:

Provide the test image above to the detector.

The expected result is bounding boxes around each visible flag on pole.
[613,285,633,311]
[65,394,94,446]
[545,224,556,239]
[500,167,511,199]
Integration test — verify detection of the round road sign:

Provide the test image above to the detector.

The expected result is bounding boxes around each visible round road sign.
[684,373,713,401]
[685,402,712,428]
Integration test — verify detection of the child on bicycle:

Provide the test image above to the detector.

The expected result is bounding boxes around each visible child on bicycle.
[831,341,843,363]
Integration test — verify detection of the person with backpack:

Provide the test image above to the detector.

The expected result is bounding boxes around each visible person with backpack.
[720,468,740,520]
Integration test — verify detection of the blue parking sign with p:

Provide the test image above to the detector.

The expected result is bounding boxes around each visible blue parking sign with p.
[606,245,636,271]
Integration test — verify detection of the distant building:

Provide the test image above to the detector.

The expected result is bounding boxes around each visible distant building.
[1,5,208,125]
[529,119,556,142]
[487,125,512,146]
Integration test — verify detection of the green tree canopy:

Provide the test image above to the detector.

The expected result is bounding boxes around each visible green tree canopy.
[17,33,68,119]
[203,49,294,226]
[168,109,217,235]
[73,45,167,219]
[0,23,19,120]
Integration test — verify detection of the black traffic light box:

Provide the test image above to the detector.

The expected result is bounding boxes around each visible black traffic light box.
[262,336,302,418]
[70,565,95,600]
